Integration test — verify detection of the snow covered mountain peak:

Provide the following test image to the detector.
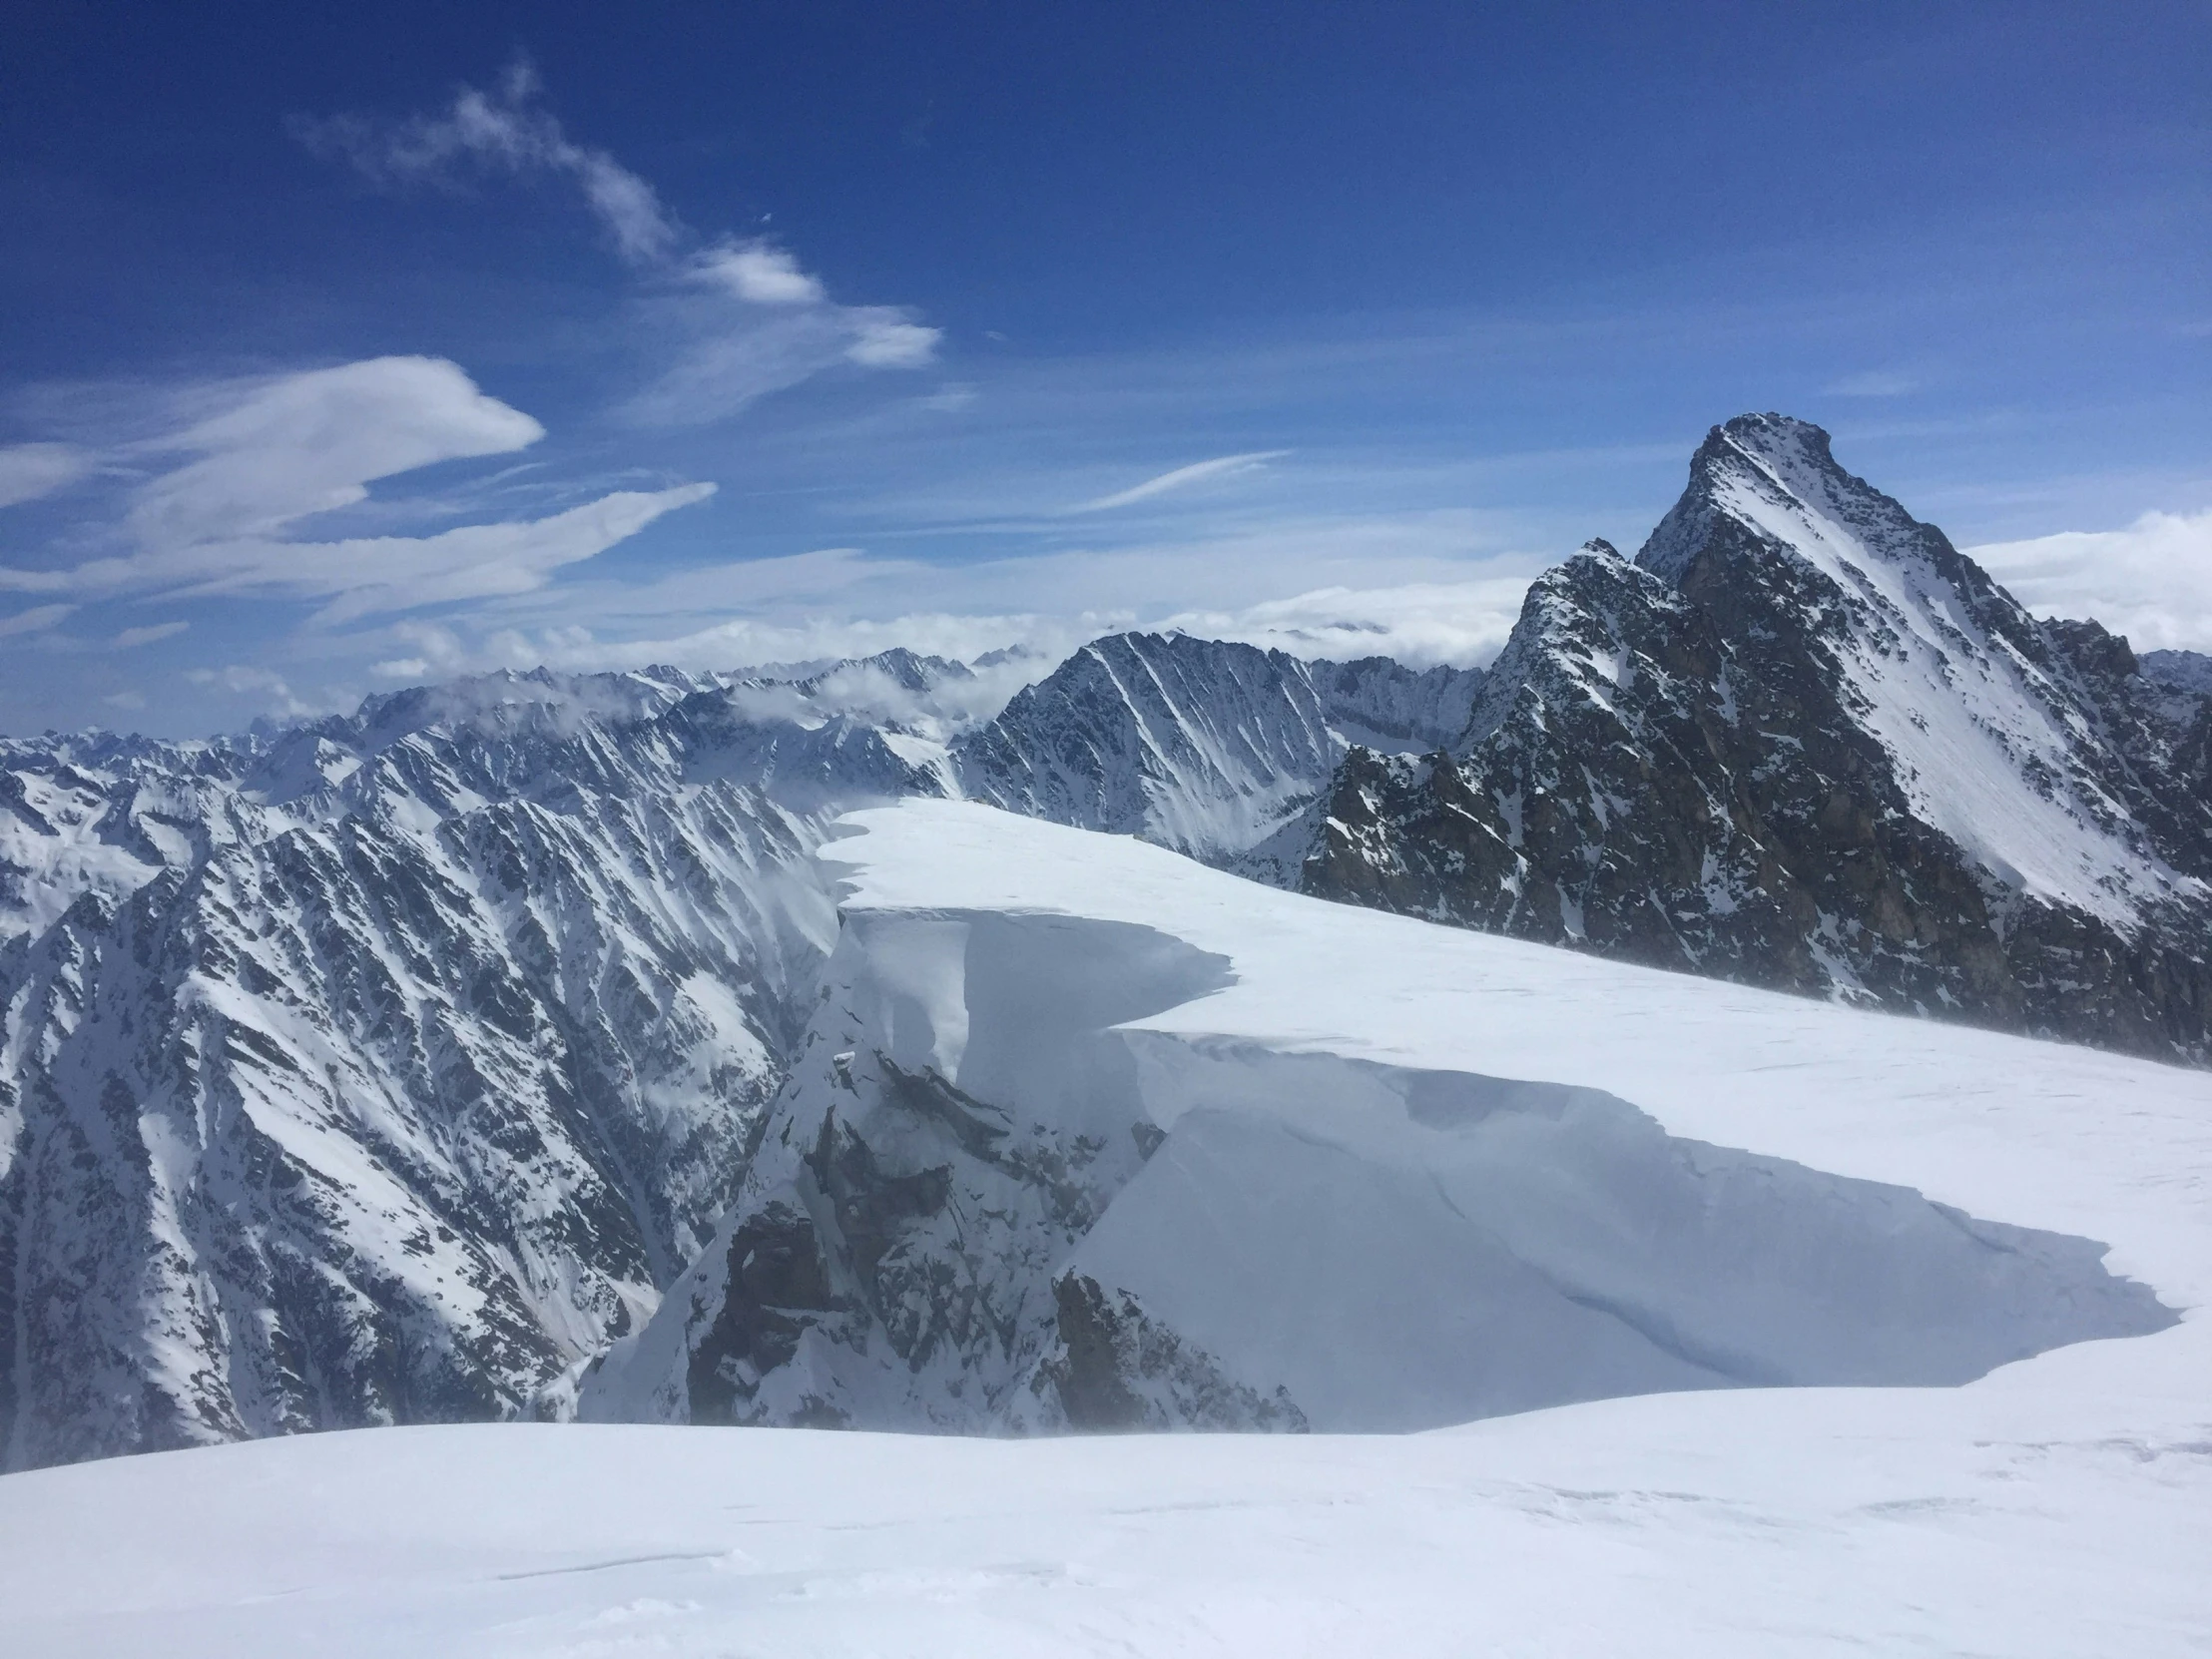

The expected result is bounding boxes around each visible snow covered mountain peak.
[1310,415,2212,1060]
[5,414,2210,1478]
[952,631,1483,879]
[1639,414,2194,925]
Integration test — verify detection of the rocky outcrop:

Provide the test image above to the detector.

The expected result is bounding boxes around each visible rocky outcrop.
[584,909,1235,1432]
[1306,416,2212,1062]
[1026,1274,1309,1432]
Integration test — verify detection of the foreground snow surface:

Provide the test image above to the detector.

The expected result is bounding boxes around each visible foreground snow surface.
[3,1404,2209,1658]
[5,800,2210,1655]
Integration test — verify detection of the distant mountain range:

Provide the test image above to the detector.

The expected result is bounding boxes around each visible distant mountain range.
[3,414,2206,1466]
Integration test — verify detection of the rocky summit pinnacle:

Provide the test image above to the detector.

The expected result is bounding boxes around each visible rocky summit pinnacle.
[1306,414,2212,1061]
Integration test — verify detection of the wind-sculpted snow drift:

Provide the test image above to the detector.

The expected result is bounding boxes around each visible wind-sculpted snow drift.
[582,803,2177,1434]
[8,804,2212,1658]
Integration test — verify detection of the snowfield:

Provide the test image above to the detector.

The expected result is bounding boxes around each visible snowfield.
[3,798,2209,1656]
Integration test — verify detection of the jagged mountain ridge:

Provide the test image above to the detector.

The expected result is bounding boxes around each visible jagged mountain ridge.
[7,411,2212,1470]
[953,633,1483,879]
[1307,415,2212,1060]
[0,637,1482,1467]
[0,652,1016,1468]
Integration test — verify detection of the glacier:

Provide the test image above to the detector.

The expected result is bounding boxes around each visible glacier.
[582,801,2188,1433]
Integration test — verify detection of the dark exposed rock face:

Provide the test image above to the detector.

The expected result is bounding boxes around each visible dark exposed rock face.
[583,911,1247,1432]
[686,1202,848,1427]
[1307,416,2212,1062]
[1032,1274,1308,1433]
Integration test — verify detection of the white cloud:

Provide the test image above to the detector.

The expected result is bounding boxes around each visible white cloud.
[0,358,711,622]
[297,484,717,622]
[319,506,1540,702]
[304,72,939,427]
[103,483,715,622]
[491,505,1519,632]
[1070,451,1292,513]
[1156,578,1533,668]
[128,356,544,547]
[102,691,146,712]
[692,241,827,305]
[845,314,943,368]
[474,609,1105,685]
[916,383,979,412]
[620,310,867,425]
[300,60,679,264]
[182,664,341,720]
[111,621,189,649]
[622,303,940,424]
[0,603,75,638]
[343,568,1530,703]
[1967,509,2212,652]
[0,443,95,508]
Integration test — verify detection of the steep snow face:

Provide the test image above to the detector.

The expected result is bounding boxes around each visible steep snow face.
[0,656,994,1469]
[1641,414,2194,923]
[1312,417,2212,1061]
[0,735,258,947]
[1,751,832,1469]
[586,802,2184,1435]
[953,633,1480,879]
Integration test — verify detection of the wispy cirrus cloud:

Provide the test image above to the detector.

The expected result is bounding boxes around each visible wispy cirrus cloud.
[111,621,188,649]
[0,603,76,639]
[0,355,717,622]
[304,499,1542,709]
[295,59,680,265]
[0,443,96,509]
[1068,450,1292,513]
[300,65,941,424]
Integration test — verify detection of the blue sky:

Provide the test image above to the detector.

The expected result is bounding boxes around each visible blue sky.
[2,1,2206,735]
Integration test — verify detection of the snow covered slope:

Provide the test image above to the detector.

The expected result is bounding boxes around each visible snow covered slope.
[955,633,1481,880]
[0,638,1490,1469]
[586,800,2203,1438]
[1310,415,2212,1059]
[6,1393,2211,1659]
[8,799,2205,1658]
